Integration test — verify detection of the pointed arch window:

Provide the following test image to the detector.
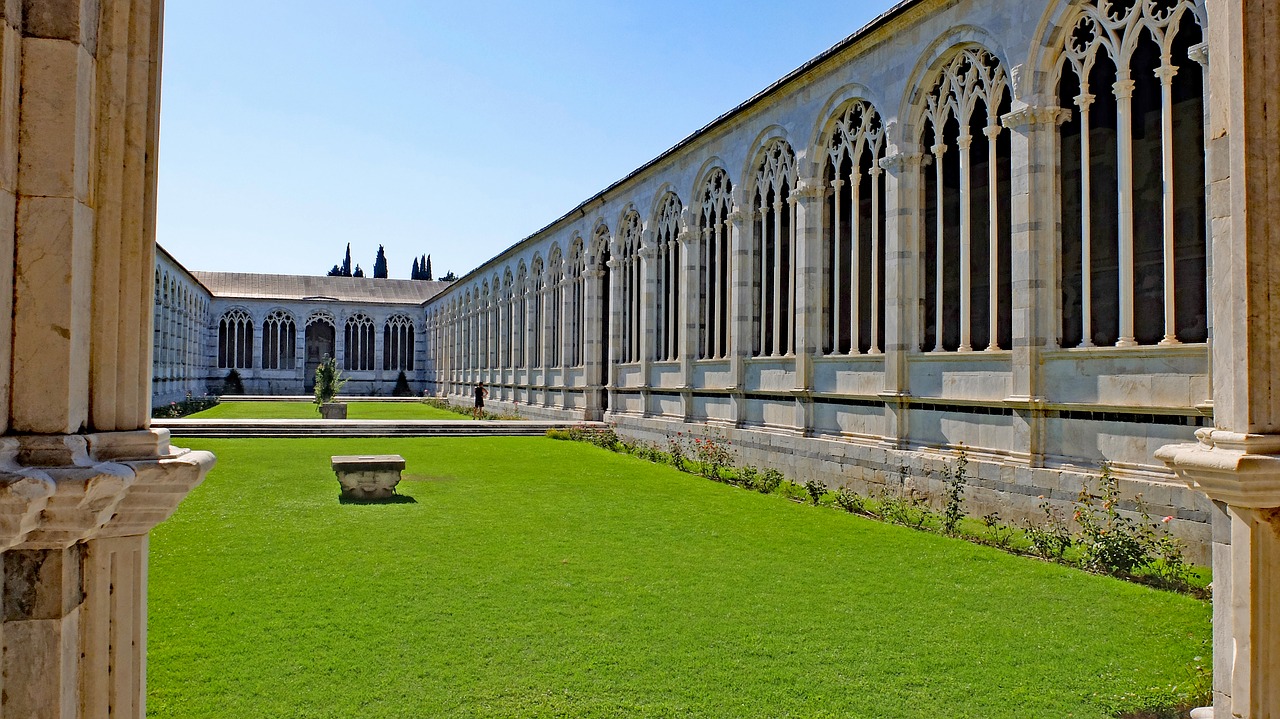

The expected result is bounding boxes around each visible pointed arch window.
[920,47,1013,353]
[618,211,643,364]
[530,259,545,369]
[384,315,415,371]
[548,252,564,368]
[824,101,887,355]
[502,271,515,369]
[262,310,297,370]
[218,309,254,369]
[514,265,528,369]
[654,194,683,362]
[567,240,586,367]
[1056,0,1206,347]
[698,169,732,360]
[344,313,376,371]
[751,140,797,357]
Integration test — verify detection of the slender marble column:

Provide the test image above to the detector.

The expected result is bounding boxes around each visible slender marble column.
[1114,75,1138,347]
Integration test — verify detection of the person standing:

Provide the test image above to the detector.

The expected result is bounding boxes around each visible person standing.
[472,382,488,420]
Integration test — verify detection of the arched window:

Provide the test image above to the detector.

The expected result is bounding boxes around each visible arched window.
[384,315,415,371]
[1057,0,1206,347]
[514,264,528,368]
[262,309,297,370]
[344,313,376,371]
[489,275,501,369]
[921,47,1012,353]
[479,283,490,370]
[618,211,643,363]
[530,257,545,368]
[654,193,682,362]
[825,100,887,355]
[218,309,254,369]
[548,250,565,368]
[568,239,586,367]
[751,139,797,357]
[698,169,732,360]
[502,269,514,368]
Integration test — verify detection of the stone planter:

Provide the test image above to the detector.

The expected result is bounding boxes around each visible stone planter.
[331,454,405,500]
[319,402,347,419]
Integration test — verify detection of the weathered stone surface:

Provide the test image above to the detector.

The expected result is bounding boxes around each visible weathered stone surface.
[332,454,405,500]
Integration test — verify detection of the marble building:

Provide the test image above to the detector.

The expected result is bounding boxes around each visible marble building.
[152,245,450,404]
[423,1,1280,715]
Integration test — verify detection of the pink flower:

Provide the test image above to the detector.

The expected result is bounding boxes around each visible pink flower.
[1162,516,1173,523]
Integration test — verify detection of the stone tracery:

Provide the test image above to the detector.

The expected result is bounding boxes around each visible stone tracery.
[824,100,887,355]
[751,139,797,357]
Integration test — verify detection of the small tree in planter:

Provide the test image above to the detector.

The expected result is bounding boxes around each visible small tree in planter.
[313,355,348,419]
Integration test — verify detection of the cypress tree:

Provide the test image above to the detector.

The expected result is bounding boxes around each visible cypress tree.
[411,257,420,279]
[374,245,388,279]
[353,264,365,278]
[341,243,353,276]
[424,254,433,281]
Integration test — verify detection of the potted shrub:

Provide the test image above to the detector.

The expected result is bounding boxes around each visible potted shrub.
[313,355,348,419]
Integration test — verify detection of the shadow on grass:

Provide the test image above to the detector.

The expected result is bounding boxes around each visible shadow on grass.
[337,494,418,505]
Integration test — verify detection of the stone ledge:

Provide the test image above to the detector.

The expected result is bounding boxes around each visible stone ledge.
[0,432,215,550]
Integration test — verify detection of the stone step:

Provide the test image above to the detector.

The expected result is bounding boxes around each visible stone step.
[154,419,603,439]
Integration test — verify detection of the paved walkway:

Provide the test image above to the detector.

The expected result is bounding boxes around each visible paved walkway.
[154,419,604,439]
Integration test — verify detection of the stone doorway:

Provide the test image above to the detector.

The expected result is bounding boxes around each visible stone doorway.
[305,319,336,391]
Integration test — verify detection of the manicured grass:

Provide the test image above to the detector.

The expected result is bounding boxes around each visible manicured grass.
[148,438,1210,719]
[185,401,464,420]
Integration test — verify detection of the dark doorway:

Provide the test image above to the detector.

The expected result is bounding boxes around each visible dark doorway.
[305,319,335,391]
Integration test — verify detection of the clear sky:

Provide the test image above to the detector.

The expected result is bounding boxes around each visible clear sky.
[157,0,900,280]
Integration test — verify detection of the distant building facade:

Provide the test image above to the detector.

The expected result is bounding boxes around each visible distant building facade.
[152,246,449,404]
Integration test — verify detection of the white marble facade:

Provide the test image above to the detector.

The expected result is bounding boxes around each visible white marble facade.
[424,0,1218,558]
[151,248,449,403]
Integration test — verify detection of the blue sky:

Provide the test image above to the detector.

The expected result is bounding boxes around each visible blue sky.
[157,1,899,279]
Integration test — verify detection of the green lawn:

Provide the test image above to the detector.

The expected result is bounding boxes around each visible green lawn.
[147,437,1210,719]
[186,401,464,420]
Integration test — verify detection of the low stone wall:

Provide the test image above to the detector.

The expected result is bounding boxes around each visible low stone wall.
[454,392,1213,565]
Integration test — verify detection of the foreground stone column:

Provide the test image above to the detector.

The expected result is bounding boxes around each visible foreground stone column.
[0,2,216,717]
[878,150,922,448]
[1158,3,1280,717]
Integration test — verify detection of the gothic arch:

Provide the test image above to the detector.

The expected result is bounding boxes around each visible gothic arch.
[915,42,1015,353]
[690,157,733,212]
[898,27,1013,144]
[740,125,792,200]
[807,83,885,164]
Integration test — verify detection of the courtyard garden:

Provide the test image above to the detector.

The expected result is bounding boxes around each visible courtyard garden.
[147,437,1211,719]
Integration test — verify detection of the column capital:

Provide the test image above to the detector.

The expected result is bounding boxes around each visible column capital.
[1112,78,1136,99]
[1001,104,1071,129]
[1187,42,1208,67]
[1156,429,1280,509]
[791,179,826,200]
[879,151,922,173]
[1155,63,1179,84]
